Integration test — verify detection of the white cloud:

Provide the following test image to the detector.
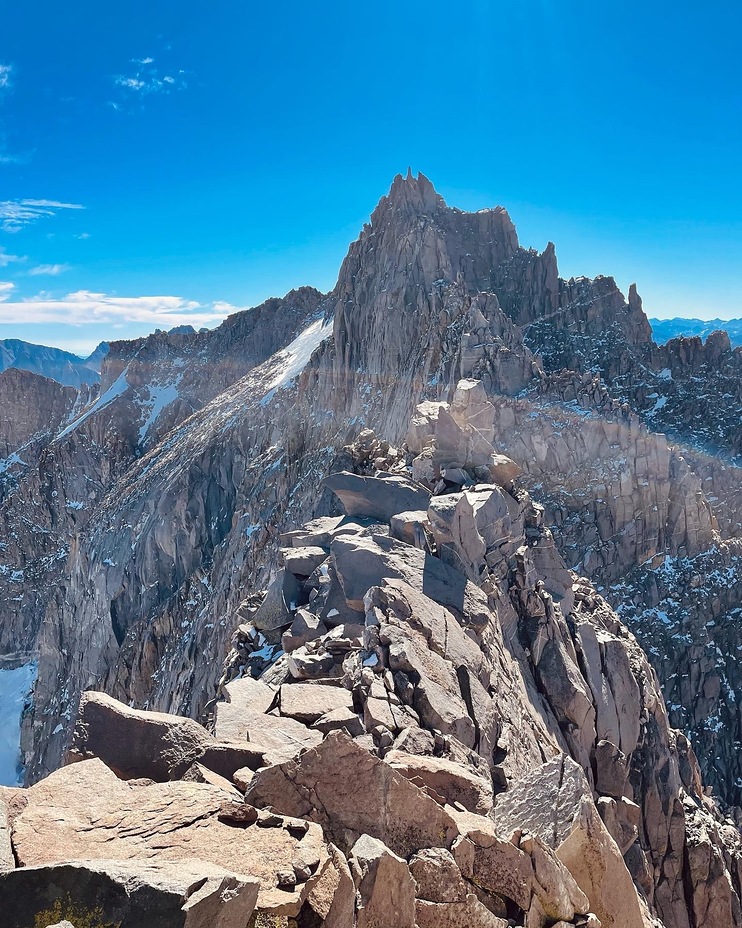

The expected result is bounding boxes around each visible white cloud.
[112,57,187,105]
[0,248,24,267]
[28,263,71,276]
[0,199,84,233]
[0,281,15,301]
[0,290,234,327]
[0,65,12,91]
[116,77,146,91]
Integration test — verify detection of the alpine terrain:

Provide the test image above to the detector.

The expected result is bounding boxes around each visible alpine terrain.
[1,173,741,927]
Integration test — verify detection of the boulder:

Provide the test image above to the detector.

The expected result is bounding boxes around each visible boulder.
[365,581,491,751]
[409,847,468,903]
[214,677,276,740]
[0,798,14,873]
[71,691,266,782]
[279,682,354,724]
[384,750,493,814]
[252,568,301,633]
[312,706,365,737]
[287,646,343,680]
[245,731,459,857]
[389,510,429,546]
[332,532,491,627]
[323,471,431,523]
[282,546,329,577]
[427,485,521,581]
[306,843,356,928]
[415,895,509,928]
[520,832,590,922]
[488,453,522,488]
[495,754,647,928]
[597,796,640,854]
[11,757,329,917]
[281,610,328,652]
[181,761,242,798]
[215,675,324,763]
[350,833,416,928]
[281,515,345,549]
[594,739,629,799]
[0,859,259,928]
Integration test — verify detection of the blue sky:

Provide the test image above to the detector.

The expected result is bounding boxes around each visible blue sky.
[0,0,740,355]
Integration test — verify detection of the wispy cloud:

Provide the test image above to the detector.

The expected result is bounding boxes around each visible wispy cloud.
[0,290,234,327]
[0,248,24,268]
[0,65,12,91]
[28,263,71,276]
[0,281,15,300]
[111,57,187,109]
[0,199,84,233]
[0,152,27,165]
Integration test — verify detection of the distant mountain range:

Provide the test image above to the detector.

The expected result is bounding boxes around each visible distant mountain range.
[650,316,742,347]
[0,339,109,388]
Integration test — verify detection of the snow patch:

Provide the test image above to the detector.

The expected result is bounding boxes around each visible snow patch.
[138,379,181,442]
[0,452,26,475]
[57,367,131,439]
[648,395,668,415]
[260,316,332,405]
[0,662,36,786]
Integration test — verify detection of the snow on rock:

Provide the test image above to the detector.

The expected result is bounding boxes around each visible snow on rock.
[138,379,182,442]
[56,366,131,440]
[0,452,26,475]
[0,661,36,786]
[260,315,332,405]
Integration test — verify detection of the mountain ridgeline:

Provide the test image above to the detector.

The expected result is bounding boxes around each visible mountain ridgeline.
[0,337,108,388]
[1,173,742,927]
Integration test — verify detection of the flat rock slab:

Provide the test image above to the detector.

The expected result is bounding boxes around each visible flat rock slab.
[280,682,354,724]
[384,750,493,814]
[215,677,276,740]
[245,731,459,858]
[0,858,259,928]
[282,546,329,577]
[11,758,329,917]
[323,471,431,524]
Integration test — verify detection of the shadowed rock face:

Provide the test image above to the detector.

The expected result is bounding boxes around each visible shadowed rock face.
[0,368,79,460]
[0,175,738,872]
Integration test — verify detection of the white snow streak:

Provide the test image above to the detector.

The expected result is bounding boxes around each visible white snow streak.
[56,367,130,439]
[260,316,331,405]
[138,380,181,442]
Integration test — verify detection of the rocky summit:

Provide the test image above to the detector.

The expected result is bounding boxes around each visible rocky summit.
[1,172,742,927]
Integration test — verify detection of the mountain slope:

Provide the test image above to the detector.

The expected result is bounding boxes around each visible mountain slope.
[0,174,739,827]
[0,338,107,388]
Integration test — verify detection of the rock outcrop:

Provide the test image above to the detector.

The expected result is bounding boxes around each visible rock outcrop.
[0,173,740,927]
[3,382,740,926]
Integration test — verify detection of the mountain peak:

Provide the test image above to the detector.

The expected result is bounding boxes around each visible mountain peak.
[376,170,443,220]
